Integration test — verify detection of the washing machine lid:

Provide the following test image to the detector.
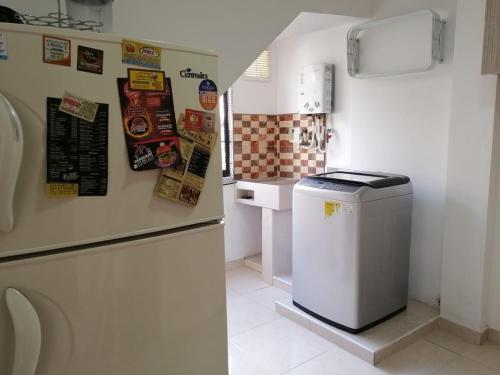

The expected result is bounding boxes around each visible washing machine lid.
[313,170,410,189]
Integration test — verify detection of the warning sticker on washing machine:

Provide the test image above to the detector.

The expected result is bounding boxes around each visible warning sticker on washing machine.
[324,201,341,217]
[342,203,353,214]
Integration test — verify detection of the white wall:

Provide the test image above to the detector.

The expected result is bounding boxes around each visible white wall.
[225,41,278,261]
[228,0,500,332]
[232,43,278,114]
[112,0,373,91]
[4,0,373,91]
[275,21,362,167]
[231,19,361,166]
[348,0,457,307]
[223,184,262,262]
[268,0,456,307]
[232,77,275,115]
[228,22,359,263]
[440,0,498,332]
[350,73,453,308]
[230,0,457,307]
[487,80,500,331]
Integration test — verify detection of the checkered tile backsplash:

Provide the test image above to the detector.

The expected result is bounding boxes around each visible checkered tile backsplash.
[233,113,325,181]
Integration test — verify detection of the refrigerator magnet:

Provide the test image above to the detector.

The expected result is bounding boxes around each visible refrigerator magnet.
[47,97,109,197]
[198,79,218,111]
[185,109,216,133]
[177,113,218,151]
[156,136,211,207]
[0,33,7,60]
[43,36,71,66]
[121,39,161,69]
[77,45,103,74]
[127,68,165,91]
[117,77,181,171]
[59,92,99,123]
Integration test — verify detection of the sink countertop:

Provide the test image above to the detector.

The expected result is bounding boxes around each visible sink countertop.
[234,178,298,210]
[238,177,300,186]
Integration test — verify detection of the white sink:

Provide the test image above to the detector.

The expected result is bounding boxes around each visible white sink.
[235,177,299,211]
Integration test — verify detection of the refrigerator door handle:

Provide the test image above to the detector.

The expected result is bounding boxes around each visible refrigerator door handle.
[0,92,23,233]
[5,288,41,375]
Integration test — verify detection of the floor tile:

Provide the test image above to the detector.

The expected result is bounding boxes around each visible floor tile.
[276,296,437,362]
[228,344,272,375]
[400,300,440,325]
[246,286,291,310]
[354,317,411,351]
[355,301,438,350]
[286,346,381,375]
[462,341,500,372]
[434,356,499,375]
[227,294,280,337]
[225,266,484,375]
[376,339,458,375]
[226,288,241,303]
[231,318,334,375]
[424,327,475,355]
[226,267,270,294]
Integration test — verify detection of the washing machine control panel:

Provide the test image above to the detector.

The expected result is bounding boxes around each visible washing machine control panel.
[300,178,360,192]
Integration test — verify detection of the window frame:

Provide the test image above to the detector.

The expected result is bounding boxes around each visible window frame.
[221,89,233,184]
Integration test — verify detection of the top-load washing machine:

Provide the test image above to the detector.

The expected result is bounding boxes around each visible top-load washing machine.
[292,170,412,334]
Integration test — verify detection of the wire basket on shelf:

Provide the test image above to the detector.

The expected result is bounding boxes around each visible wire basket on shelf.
[20,0,103,32]
[21,13,103,32]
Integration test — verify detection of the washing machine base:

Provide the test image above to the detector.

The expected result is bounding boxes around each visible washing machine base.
[292,300,407,335]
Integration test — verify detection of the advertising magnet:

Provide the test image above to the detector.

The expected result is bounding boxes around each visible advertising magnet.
[198,79,218,110]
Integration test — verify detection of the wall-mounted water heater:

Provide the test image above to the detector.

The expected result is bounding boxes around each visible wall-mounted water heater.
[298,63,334,115]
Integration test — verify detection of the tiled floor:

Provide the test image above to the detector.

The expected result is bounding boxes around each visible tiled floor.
[275,296,439,363]
[226,266,500,375]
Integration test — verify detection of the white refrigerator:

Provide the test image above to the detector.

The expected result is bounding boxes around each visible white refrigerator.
[0,23,227,375]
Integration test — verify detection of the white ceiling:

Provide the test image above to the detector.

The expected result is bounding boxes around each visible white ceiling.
[276,12,365,40]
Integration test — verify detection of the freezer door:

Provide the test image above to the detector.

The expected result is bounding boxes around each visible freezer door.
[0,223,228,375]
[0,23,224,258]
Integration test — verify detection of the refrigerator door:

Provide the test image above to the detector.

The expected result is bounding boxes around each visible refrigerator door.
[0,23,224,258]
[0,223,228,375]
